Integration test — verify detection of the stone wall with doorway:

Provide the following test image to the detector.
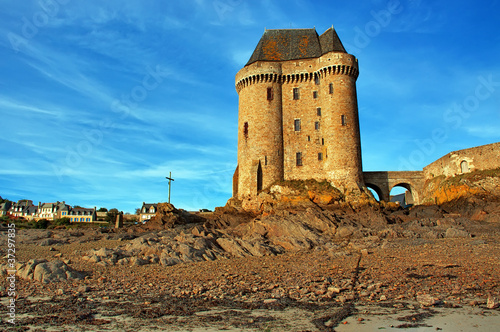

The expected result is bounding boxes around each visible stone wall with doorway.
[423,142,500,179]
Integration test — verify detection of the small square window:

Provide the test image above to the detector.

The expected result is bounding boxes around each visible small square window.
[313,91,318,99]
[318,153,323,161]
[315,121,320,130]
[294,119,301,131]
[307,136,311,141]
[296,152,303,166]
[329,83,334,94]
[267,87,273,100]
[293,88,300,100]
[317,108,321,116]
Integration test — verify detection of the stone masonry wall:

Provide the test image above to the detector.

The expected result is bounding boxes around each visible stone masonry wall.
[236,63,284,198]
[234,51,363,199]
[423,142,500,179]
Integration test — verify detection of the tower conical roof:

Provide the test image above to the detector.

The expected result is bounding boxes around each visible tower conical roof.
[319,26,347,54]
[246,27,347,66]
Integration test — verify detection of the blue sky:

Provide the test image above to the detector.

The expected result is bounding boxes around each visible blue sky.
[1,0,499,213]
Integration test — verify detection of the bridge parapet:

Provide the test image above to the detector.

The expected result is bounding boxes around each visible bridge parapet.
[363,171,425,204]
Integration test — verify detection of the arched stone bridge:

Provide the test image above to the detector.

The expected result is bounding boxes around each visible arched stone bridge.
[363,171,425,205]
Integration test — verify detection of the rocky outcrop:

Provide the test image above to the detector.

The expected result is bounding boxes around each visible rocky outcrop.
[75,200,485,270]
[235,179,376,212]
[0,259,86,283]
[419,169,500,224]
[65,174,500,271]
[80,229,230,267]
[141,203,205,229]
[422,168,500,205]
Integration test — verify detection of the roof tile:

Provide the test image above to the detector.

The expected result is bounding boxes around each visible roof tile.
[246,27,347,66]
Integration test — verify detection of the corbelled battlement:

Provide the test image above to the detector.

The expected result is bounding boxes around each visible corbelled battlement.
[236,53,359,93]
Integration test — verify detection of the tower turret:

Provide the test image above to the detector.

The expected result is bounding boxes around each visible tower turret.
[235,63,284,198]
[320,52,363,191]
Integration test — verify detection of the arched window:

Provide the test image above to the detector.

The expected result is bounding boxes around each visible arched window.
[461,160,469,173]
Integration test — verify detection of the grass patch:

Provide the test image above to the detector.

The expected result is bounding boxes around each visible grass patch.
[443,167,500,186]
[425,168,500,191]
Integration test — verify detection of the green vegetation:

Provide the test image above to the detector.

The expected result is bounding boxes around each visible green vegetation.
[0,215,11,223]
[444,167,500,185]
[29,218,49,229]
[52,217,71,226]
[105,208,120,222]
[429,167,500,191]
[126,216,138,224]
[0,215,109,229]
[63,222,110,229]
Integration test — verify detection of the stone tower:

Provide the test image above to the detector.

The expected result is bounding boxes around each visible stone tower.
[233,27,363,200]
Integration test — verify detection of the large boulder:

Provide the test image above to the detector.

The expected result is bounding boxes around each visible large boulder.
[445,227,470,238]
[16,259,86,283]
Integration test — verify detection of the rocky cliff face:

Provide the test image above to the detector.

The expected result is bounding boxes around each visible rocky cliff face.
[422,168,500,205]
[234,179,377,213]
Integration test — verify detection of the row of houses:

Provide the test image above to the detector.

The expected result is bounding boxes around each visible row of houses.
[0,200,96,222]
[1,200,205,224]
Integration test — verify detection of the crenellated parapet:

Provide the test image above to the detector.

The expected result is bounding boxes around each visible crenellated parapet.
[316,63,359,79]
[236,54,359,93]
[236,72,282,93]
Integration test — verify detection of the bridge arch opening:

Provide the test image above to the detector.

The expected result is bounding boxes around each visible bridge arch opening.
[390,183,416,207]
[365,183,382,201]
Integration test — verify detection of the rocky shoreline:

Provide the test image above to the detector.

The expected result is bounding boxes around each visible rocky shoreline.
[1,193,499,331]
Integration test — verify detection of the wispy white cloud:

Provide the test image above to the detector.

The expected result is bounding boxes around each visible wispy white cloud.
[118,160,235,181]
[1,0,498,212]
[0,97,60,116]
[21,51,113,105]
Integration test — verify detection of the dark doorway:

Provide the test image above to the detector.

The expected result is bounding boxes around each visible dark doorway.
[257,161,263,191]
